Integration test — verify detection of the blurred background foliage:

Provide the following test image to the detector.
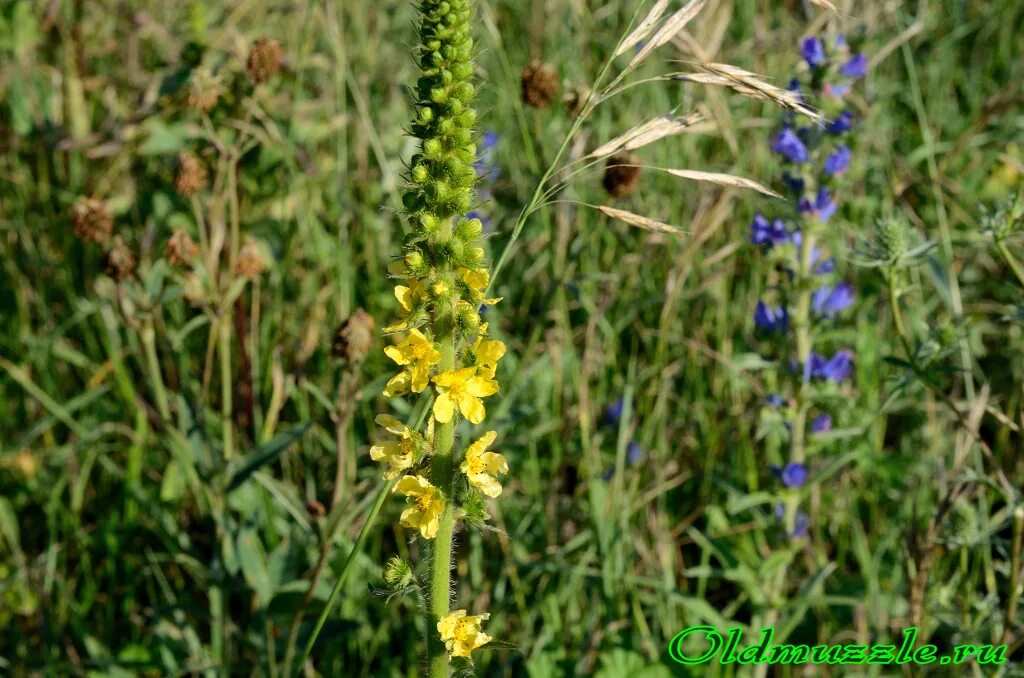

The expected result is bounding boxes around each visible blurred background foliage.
[0,0,1022,675]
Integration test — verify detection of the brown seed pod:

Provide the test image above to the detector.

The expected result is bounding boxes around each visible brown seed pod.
[165,229,199,266]
[187,70,221,113]
[602,152,643,198]
[174,152,208,197]
[521,60,559,108]
[71,198,113,246]
[331,308,376,364]
[236,238,268,280]
[247,38,283,84]
[104,237,137,281]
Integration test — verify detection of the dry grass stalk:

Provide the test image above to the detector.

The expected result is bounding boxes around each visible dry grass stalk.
[598,205,686,238]
[663,168,782,198]
[589,112,703,159]
[616,0,671,57]
[627,0,707,71]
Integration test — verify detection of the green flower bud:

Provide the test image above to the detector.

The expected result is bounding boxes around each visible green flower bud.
[383,556,415,590]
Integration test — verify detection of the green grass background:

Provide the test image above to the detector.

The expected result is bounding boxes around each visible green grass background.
[0,0,1022,675]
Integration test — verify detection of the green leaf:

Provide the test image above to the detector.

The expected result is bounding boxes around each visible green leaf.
[226,422,311,493]
[236,529,273,606]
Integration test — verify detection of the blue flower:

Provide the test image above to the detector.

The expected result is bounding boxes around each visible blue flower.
[766,394,785,408]
[774,503,811,539]
[809,350,854,382]
[772,127,809,163]
[772,462,808,488]
[812,282,854,318]
[604,398,624,426]
[750,213,789,246]
[810,413,833,433]
[782,172,805,194]
[824,146,851,175]
[841,53,867,79]
[799,187,837,222]
[826,81,851,98]
[755,301,789,333]
[801,37,826,67]
[827,110,854,134]
[627,440,645,466]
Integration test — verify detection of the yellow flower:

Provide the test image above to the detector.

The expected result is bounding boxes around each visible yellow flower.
[432,367,499,425]
[470,323,506,380]
[370,414,418,479]
[437,610,492,659]
[383,281,428,333]
[384,328,441,395]
[458,267,502,305]
[460,431,508,498]
[394,475,446,539]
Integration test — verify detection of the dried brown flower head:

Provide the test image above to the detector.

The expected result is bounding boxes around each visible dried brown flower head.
[521,60,559,108]
[71,198,113,246]
[165,229,199,266]
[236,238,268,280]
[602,152,643,198]
[305,499,326,518]
[187,70,221,113]
[174,152,208,197]
[247,38,284,84]
[332,308,376,364]
[104,237,137,281]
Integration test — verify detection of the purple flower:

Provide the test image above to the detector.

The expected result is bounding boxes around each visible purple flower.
[801,37,826,67]
[810,413,833,433]
[783,172,805,194]
[627,440,645,466]
[824,146,852,175]
[827,110,854,134]
[812,282,855,318]
[772,462,808,488]
[604,398,624,426]
[825,82,851,98]
[774,504,811,539]
[766,394,785,408]
[750,213,789,246]
[799,187,837,223]
[841,53,867,79]
[772,127,809,163]
[754,301,789,333]
[809,350,854,382]
[481,130,499,151]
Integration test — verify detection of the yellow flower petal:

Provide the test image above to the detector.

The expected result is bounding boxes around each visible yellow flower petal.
[433,393,455,424]
[465,376,499,398]
[457,393,486,424]
[383,371,411,397]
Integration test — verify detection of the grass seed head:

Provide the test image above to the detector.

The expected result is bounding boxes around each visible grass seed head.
[332,308,376,364]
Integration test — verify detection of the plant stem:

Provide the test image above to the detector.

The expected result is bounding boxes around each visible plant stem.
[428,336,457,678]
[296,478,395,671]
[141,317,171,421]
[785,230,816,533]
[219,315,234,460]
[996,238,1024,291]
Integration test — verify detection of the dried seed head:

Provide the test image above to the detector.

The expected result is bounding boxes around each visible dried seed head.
[247,38,283,84]
[174,152,208,197]
[603,152,642,198]
[521,60,560,108]
[236,238,269,280]
[104,237,137,281]
[182,272,205,306]
[165,229,199,266]
[331,308,376,364]
[71,198,114,246]
[564,85,591,119]
[187,70,221,113]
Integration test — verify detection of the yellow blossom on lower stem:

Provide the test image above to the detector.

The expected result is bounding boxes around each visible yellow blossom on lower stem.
[383,280,427,333]
[470,323,506,380]
[369,414,417,480]
[394,475,445,539]
[432,367,499,425]
[459,266,502,305]
[384,328,441,394]
[437,610,492,659]
[460,431,508,498]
